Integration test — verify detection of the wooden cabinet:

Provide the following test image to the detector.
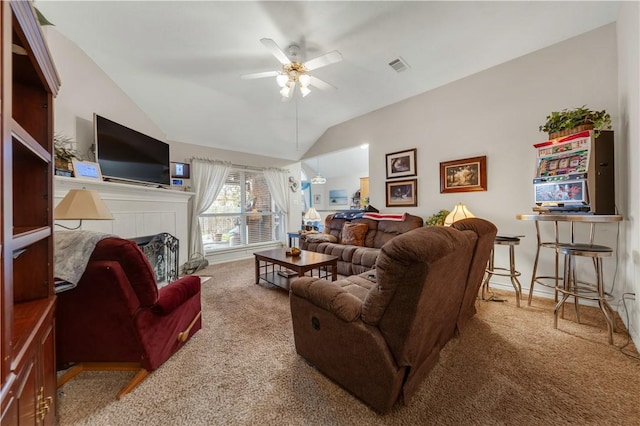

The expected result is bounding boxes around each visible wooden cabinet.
[360,177,369,203]
[1,1,60,425]
[350,177,370,209]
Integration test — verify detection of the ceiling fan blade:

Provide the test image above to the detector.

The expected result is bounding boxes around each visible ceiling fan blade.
[241,70,279,80]
[260,38,292,65]
[309,76,336,91]
[304,50,343,71]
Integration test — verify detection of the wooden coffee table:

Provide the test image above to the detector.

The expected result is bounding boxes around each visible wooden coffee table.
[254,248,338,290]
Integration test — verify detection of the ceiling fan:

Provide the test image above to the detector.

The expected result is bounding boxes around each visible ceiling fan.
[241,38,343,101]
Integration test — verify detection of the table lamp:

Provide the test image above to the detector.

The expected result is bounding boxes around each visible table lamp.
[304,207,322,230]
[54,188,113,229]
[444,203,475,226]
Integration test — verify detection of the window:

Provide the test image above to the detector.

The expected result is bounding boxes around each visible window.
[199,169,283,252]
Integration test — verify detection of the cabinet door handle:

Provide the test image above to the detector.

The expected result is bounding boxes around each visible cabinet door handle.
[36,387,52,422]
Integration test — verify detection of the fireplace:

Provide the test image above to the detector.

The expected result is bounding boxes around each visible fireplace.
[132,233,179,285]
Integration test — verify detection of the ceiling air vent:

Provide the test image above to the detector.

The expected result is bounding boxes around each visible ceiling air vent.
[388,57,409,73]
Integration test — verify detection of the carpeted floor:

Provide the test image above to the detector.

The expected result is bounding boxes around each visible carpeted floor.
[56,259,640,425]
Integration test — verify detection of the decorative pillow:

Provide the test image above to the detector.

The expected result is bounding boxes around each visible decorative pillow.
[340,222,368,246]
[305,234,338,244]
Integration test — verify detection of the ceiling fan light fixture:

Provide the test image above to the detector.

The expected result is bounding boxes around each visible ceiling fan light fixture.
[311,174,326,185]
[299,73,311,87]
[242,38,343,99]
[276,73,289,87]
[280,84,292,98]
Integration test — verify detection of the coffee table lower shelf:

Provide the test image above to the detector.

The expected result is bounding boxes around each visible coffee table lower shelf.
[254,248,338,291]
[258,271,298,290]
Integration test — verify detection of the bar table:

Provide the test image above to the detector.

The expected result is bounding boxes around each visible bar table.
[515,213,622,305]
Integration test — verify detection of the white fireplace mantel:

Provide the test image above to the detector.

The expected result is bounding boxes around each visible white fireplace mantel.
[54,176,194,266]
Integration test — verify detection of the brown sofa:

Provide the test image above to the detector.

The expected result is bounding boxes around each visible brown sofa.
[300,212,424,276]
[289,218,497,413]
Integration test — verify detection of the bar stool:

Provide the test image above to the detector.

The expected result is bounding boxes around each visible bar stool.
[527,220,563,306]
[553,243,615,344]
[481,235,523,307]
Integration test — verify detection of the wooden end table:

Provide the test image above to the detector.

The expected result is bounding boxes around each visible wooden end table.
[254,248,338,290]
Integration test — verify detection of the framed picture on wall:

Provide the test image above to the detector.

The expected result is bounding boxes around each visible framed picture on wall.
[314,194,321,204]
[440,155,487,193]
[386,179,418,207]
[329,189,348,205]
[386,148,417,179]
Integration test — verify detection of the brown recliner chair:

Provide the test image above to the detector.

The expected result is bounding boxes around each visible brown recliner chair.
[289,218,497,413]
[56,237,202,399]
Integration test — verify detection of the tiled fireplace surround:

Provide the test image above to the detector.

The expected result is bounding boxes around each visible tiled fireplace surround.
[54,176,194,268]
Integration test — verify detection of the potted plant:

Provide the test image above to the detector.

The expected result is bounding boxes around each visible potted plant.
[54,133,78,171]
[539,105,611,139]
[425,209,450,226]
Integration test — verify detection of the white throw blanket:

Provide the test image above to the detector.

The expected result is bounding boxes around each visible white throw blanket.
[54,230,114,287]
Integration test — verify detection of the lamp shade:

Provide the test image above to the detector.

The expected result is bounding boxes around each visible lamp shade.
[54,189,113,220]
[304,207,321,222]
[276,73,289,87]
[444,203,475,226]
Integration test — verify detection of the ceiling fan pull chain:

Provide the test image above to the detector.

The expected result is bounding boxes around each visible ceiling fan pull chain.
[295,95,299,151]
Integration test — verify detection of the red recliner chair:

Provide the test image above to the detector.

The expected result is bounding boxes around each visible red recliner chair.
[56,237,202,399]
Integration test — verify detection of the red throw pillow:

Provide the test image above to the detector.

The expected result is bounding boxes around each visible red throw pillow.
[340,222,368,246]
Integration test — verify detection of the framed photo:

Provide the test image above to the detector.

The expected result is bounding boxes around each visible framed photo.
[314,194,321,205]
[386,148,417,179]
[386,179,418,207]
[329,189,348,205]
[72,159,103,180]
[440,156,487,193]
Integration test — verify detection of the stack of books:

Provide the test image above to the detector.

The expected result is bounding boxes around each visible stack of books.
[277,269,298,278]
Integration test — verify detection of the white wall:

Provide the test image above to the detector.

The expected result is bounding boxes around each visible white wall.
[617,2,639,345]
[312,24,627,310]
[43,27,165,160]
[310,175,362,212]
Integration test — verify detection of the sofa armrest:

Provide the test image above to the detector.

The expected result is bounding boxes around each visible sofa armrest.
[153,275,201,315]
[290,277,362,322]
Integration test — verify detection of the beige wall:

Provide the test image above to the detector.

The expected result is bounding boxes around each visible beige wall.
[617,1,639,344]
[312,24,630,313]
[43,27,165,160]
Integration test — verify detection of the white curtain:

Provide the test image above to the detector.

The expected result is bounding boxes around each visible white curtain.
[263,168,290,242]
[189,159,231,256]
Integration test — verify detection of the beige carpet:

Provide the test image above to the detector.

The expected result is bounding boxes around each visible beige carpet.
[56,259,640,425]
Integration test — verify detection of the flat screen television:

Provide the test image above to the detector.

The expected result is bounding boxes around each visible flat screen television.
[95,114,170,186]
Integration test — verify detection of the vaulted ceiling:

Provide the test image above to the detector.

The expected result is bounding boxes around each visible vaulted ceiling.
[35,1,619,163]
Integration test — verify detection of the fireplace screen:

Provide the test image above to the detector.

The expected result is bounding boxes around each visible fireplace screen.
[133,233,179,285]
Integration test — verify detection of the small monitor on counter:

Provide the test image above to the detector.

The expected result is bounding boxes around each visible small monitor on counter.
[170,162,190,179]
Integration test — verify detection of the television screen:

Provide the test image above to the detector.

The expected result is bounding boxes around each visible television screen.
[95,114,170,186]
[171,161,190,178]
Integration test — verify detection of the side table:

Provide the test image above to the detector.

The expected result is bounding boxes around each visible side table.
[287,232,300,248]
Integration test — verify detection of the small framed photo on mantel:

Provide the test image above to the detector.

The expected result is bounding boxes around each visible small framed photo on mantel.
[72,159,103,180]
[386,148,417,179]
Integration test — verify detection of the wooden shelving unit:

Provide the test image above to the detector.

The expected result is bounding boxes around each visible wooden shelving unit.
[1,1,61,424]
